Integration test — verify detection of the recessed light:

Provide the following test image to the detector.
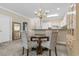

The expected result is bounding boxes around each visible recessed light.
[57,8,60,10]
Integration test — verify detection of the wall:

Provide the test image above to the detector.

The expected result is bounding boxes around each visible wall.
[60,14,67,28]
[72,3,79,55]
[0,14,12,43]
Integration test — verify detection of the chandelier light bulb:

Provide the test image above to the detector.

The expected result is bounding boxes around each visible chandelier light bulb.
[39,9,42,12]
[35,11,37,15]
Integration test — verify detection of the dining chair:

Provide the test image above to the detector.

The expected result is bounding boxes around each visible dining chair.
[28,30,38,55]
[56,30,68,55]
[57,30,67,46]
[52,31,58,56]
[42,31,52,56]
[41,30,58,56]
[21,30,29,56]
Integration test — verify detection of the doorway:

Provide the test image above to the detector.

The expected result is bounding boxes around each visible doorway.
[12,22,21,40]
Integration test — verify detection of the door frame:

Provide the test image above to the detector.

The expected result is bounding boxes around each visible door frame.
[12,22,21,40]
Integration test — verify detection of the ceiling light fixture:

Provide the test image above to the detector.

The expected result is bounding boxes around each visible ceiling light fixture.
[34,9,47,28]
[47,13,59,17]
[35,9,47,19]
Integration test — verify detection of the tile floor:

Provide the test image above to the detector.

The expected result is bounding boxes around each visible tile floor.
[0,40,68,56]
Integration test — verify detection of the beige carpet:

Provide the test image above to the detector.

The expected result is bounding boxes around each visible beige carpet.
[0,40,68,56]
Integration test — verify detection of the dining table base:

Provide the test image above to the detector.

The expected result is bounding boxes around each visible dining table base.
[31,36,49,55]
[31,47,49,54]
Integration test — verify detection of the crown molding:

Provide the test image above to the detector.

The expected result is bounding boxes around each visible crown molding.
[0,6,29,19]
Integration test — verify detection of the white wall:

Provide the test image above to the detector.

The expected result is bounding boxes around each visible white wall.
[28,18,40,29]
[0,14,12,43]
[60,14,67,28]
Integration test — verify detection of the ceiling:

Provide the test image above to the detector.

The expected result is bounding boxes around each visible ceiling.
[0,3,71,20]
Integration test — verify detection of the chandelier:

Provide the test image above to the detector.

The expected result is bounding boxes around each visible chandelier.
[35,9,47,19]
[35,9,48,28]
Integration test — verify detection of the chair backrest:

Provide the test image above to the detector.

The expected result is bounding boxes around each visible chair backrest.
[27,30,38,49]
[41,30,52,49]
[45,30,52,41]
[57,30,67,44]
[34,30,46,35]
[41,30,58,49]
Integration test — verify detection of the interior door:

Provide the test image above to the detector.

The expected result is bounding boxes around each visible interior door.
[12,22,21,40]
